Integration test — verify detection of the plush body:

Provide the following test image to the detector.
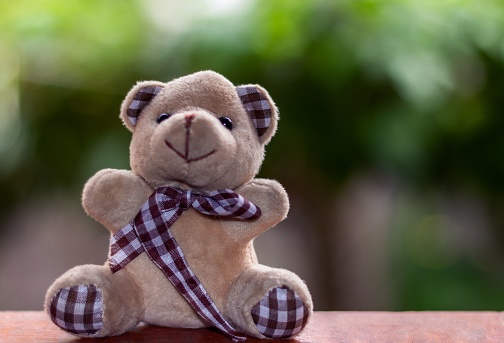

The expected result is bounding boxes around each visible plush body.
[45,71,312,339]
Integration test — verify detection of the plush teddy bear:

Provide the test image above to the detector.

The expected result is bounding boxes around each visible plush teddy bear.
[44,70,313,340]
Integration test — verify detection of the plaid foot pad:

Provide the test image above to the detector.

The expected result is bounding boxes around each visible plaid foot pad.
[49,284,104,336]
[251,285,309,338]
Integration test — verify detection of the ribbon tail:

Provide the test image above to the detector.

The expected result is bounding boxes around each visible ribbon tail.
[109,222,144,272]
[133,210,246,341]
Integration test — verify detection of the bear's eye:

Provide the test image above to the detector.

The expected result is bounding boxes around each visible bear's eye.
[157,113,171,124]
[219,116,233,130]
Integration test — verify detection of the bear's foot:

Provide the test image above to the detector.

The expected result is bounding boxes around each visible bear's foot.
[224,265,313,339]
[251,285,309,338]
[49,284,103,336]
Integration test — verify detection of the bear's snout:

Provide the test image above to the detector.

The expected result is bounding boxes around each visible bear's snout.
[147,109,237,188]
[161,111,224,164]
[150,109,236,181]
[164,112,217,163]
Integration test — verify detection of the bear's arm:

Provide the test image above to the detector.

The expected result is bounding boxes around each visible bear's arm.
[82,169,154,234]
[222,178,289,244]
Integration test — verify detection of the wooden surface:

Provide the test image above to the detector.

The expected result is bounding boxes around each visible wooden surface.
[1,311,503,343]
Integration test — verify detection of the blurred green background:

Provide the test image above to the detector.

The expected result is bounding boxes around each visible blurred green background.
[1,0,504,311]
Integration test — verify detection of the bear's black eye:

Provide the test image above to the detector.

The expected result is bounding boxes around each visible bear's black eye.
[157,113,171,124]
[219,116,233,130]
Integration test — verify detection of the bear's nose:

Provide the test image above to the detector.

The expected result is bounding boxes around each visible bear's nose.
[185,113,196,128]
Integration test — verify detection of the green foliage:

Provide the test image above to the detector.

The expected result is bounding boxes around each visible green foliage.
[2,0,504,310]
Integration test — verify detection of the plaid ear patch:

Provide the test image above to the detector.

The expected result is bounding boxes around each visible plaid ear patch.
[126,85,163,126]
[251,285,309,338]
[236,86,272,137]
[49,285,103,336]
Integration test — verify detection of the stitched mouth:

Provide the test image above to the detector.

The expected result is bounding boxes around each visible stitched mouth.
[165,140,216,163]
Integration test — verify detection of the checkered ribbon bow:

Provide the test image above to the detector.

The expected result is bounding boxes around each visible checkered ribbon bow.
[109,186,261,341]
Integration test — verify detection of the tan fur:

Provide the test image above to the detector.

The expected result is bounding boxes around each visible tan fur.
[44,71,312,339]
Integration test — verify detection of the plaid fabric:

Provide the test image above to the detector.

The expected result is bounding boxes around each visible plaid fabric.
[251,286,309,338]
[49,285,103,336]
[109,186,261,341]
[236,86,272,137]
[109,187,260,272]
[126,85,163,126]
[109,222,143,272]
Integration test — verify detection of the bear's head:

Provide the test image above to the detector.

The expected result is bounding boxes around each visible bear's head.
[119,71,279,191]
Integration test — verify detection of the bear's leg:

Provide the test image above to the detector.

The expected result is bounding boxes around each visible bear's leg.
[224,264,313,339]
[45,264,142,337]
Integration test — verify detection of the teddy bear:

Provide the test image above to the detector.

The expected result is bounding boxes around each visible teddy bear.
[44,70,313,340]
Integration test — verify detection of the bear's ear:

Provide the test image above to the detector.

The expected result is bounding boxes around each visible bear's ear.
[236,84,279,145]
[120,81,165,132]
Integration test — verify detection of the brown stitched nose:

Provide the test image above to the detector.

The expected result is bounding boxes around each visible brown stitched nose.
[185,113,196,128]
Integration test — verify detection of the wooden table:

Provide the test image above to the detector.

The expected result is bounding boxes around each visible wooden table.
[1,311,503,342]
